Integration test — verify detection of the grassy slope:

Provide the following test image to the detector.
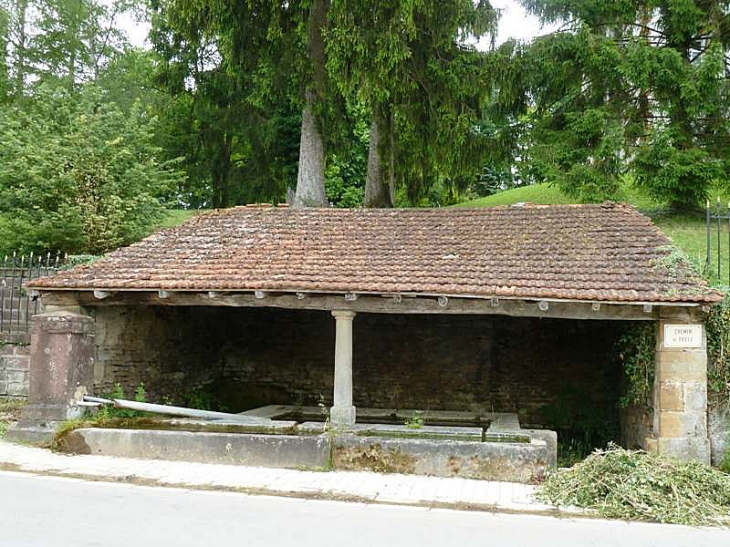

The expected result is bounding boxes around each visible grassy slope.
[458,183,727,285]
[456,183,663,209]
[156,209,200,229]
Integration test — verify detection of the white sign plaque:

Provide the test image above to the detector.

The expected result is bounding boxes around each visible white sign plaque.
[663,324,703,348]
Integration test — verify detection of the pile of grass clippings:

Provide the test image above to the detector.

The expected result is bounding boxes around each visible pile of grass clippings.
[537,445,730,526]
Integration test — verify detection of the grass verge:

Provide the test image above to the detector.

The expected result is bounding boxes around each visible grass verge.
[0,399,27,438]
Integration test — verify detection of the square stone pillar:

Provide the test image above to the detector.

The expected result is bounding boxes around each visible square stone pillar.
[645,319,710,463]
[6,310,95,444]
[330,310,356,427]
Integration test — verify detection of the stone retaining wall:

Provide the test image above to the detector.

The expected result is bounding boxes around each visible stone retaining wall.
[0,334,30,399]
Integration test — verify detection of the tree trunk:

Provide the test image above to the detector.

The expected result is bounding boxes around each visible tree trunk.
[13,0,27,101]
[0,11,9,100]
[294,0,328,208]
[294,89,327,207]
[364,110,395,208]
[211,132,233,208]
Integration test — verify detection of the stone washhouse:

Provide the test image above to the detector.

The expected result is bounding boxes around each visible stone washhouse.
[8,204,724,479]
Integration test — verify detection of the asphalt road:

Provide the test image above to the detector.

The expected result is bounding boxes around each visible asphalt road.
[0,471,727,547]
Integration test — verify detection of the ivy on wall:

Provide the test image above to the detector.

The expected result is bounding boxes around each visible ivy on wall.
[615,323,656,409]
[614,295,730,411]
[707,295,730,407]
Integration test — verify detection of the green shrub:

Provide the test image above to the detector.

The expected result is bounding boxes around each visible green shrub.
[615,323,656,409]
[0,85,183,256]
[97,382,147,420]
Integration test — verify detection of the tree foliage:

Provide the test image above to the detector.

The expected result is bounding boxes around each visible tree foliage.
[327,0,499,205]
[0,84,182,255]
[149,0,303,208]
[516,0,730,207]
[2,0,730,255]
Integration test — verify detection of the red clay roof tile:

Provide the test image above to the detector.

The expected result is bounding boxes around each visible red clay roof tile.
[29,204,722,303]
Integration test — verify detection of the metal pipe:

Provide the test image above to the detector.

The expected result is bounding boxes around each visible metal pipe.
[81,395,269,424]
[83,396,113,404]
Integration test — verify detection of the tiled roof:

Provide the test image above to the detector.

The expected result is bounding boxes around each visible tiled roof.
[30,203,722,303]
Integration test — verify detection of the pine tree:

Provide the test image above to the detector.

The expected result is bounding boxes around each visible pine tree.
[518,0,730,207]
[327,0,498,206]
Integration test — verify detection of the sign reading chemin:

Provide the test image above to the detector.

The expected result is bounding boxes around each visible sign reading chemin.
[663,324,703,348]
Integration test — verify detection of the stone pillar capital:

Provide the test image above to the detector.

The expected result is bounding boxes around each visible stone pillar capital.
[33,311,94,335]
[331,310,356,320]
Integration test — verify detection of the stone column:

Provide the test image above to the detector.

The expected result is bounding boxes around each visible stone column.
[330,310,356,427]
[645,318,710,463]
[7,310,95,444]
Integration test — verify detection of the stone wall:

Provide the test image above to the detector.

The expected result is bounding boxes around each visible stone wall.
[0,334,30,399]
[709,404,730,466]
[93,306,624,430]
[619,405,653,450]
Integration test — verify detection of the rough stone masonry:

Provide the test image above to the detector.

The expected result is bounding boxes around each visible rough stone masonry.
[0,334,30,399]
[646,317,711,463]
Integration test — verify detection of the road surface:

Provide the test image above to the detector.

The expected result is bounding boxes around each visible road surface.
[0,471,727,546]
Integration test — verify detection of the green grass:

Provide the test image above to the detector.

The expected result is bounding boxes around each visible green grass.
[458,183,730,285]
[0,399,26,438]
[155,209,200,229]
[456,184,575,207]
[457,182,667,210]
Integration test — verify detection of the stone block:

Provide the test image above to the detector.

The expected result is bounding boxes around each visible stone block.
[27,311,95,406]
[6,370,27,384]
[7,382,28,397]
[521,429,558,468]
[709,406,730,467]
[682,382,708,412]
[59,429,331,469]
[8,311,96,441]
[656,382,684,412]
[3,356,29,371]
[657,410,707,438]
[655,351,707,382]
[653,437,711,464]
[333,434,547,483]
[644,436,657,453]
[0,381,7,396]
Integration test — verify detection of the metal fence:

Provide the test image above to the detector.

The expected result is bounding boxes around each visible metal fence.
[0,252,65,334]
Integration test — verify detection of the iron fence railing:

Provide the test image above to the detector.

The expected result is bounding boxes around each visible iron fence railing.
[0,252,66,334]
